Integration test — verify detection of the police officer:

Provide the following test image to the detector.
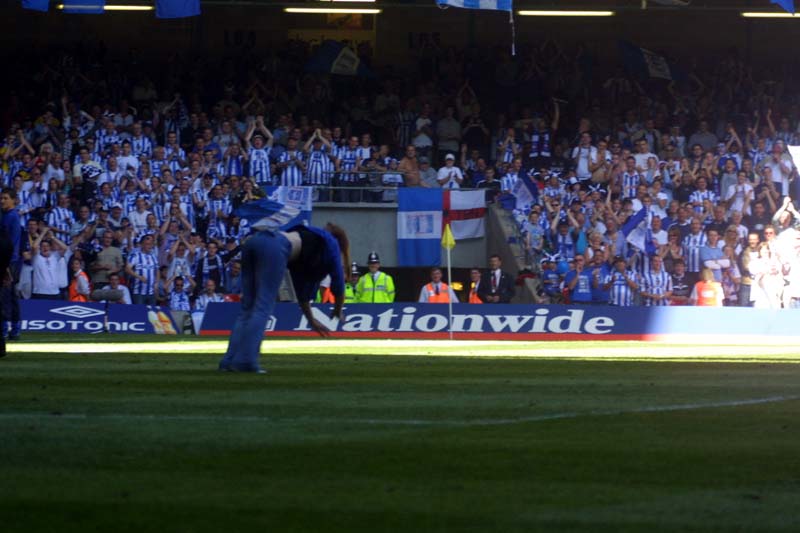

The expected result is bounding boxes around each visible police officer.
[418,267,459,303]
[346,262,359,303]
[355,252,395,303]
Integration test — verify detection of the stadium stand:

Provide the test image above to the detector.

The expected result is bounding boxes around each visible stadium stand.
[2,36,800,321]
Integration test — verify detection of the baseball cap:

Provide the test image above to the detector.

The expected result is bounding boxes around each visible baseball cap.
[419,157,430,164]
[445,153,455,161]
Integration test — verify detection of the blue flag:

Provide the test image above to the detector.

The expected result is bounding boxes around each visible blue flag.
[156,0,201,19]
[436,0,512,11]
[771,0,796,14]
[397,189,444,267]
[22,0,49,12]
[62,1,105,14]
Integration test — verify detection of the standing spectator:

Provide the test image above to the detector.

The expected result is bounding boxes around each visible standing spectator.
[571,132,596,184]
[89,230,123,285]
[699,229,729,282]
[603,256,638,306]
[436,106,461,162]
[669,259,692,305]
[244,117,274,187]
[477,254,514,303]
[125,234,158,305]
[682,218,707,284]
[31,229,67,300]
[437,154,463,189]
[102,273,132,305]
[565,255,592,304]
[640,255,673,306]
[277,138,306,187]
[738,231,760,307]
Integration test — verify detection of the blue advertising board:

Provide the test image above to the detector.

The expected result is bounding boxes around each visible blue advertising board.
[199,303,800,341]
[20,300,178,334]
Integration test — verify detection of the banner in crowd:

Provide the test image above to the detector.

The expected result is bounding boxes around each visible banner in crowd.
[435,0,512,12]
[619,41,675,81]
[199,302,800,341]
[397,189,486,266]
[305,40,374,77]
[265,185,314,227]
[20,300,178,334]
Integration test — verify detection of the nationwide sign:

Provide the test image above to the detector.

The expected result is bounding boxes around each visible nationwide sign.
[199,303,800,341]
[20,300,178,334]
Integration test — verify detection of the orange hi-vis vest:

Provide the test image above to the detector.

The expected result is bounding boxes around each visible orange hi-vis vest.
[468,282,482,304]
[424,282,451,303]
[318,286,335,304]
[695,281,722,306]
[68,271,91,302]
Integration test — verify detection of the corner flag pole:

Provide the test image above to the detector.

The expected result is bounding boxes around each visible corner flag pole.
[441,223,456,340]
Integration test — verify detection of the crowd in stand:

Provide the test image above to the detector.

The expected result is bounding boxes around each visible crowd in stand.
[1,38,800,329]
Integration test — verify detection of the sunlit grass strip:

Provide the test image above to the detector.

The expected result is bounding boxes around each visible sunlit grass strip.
[8,339,800,362]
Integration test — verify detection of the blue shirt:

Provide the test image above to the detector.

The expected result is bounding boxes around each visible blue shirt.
[0,207,21,264]
[287,225,344,302]
[564,269,593,302]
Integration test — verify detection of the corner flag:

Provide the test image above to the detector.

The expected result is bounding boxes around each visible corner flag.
[441,223,456,250]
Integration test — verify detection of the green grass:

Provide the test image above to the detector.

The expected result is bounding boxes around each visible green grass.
[2,338,800,532]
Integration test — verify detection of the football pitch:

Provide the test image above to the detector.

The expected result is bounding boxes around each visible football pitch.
[3,335,800,532]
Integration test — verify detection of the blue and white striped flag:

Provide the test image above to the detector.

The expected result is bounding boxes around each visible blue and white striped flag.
[436,0,511,11]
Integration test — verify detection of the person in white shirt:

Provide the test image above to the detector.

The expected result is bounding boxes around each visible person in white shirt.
[436,154,464,189]
[31,229,68,299]
[102,273,132,304]
[571,132,597,183]
[724,171,754,216]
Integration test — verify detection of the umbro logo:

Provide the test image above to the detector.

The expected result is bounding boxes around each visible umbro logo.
[50,305,105,319]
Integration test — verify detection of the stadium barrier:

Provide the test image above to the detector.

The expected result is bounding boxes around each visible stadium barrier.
[20,300,179,334]
[199,303,800,342]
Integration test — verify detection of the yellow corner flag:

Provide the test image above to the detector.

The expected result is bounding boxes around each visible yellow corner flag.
[441,223,456,250]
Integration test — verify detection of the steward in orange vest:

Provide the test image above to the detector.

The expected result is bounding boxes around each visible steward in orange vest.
[690,269,723,306]
[418,267,459,303]
[468,268,482,303]
[68,258,92,302]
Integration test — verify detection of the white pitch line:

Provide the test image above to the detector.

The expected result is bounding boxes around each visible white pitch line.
[0,395,797,427]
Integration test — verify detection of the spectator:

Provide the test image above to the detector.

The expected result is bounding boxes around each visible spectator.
[125,234,159,305]
[101,273,132,305]
[565,255,592,304]
[31,229,67,300]
[602,256,638,306]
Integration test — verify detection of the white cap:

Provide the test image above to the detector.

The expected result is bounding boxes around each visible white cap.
[445,153,455,161]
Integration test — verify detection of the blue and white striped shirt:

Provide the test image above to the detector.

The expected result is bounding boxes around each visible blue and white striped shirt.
[248,147,272,185]
[130,136,153,158]
[47,207,75,244]
[682,232,708,273]
[305,150,333,185]
[278,150,305,186]
[621,172,640,199]
[169,288,191,311]
[605,270,638,306]
[689,189,716,213]
[127,251,158,295]
[640,270,672,306]
[337,147,360,183]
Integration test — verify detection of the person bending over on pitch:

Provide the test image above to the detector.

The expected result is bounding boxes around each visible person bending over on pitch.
[218,221,349,373]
